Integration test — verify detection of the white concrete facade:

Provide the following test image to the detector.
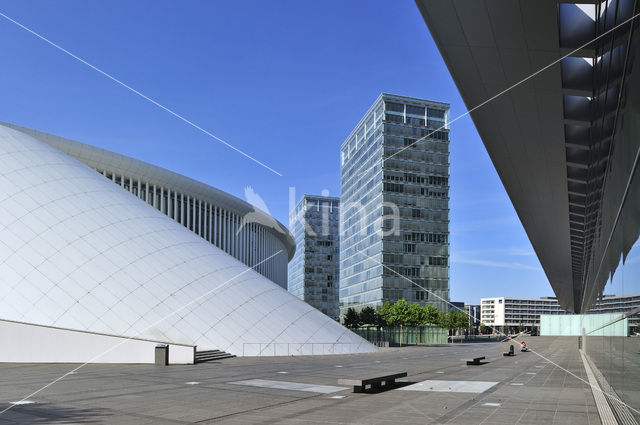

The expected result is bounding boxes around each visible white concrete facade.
[0,319,194,364]
[0,123,375,361]
[480,298,505,328]
[0,121,294,288]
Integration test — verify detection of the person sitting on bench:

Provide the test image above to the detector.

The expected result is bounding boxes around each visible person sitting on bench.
[520,341,528,352]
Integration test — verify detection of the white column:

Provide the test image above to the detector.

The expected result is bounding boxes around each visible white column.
[242,219,246,263]
[229,213,234,256]
[198,199,203,237]
[153,185,157,209]
[221,209,226,251]
[173,191,178,221]
[224,210,229,253]
[160,187,165,213]
[233,214,237,258]
[249,223,253,266]
[214,206,218,247]
[268,234,272,281]
[208,203,212,242]
[145,183,150,204]
[180,193,185,225]
[187,196,191,230]
[260,227,264,275]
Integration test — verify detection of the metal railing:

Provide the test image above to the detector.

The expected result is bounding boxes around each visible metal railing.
[241,342,372,356]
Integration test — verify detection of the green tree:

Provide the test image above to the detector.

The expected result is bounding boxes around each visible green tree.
[343,308,361,329]
[378,301,392,326]
[386,299,410,346]
[407,303,425,326]
[456,310,469,330]
[442,309,468,339]
[360,306,377,327]
[422,304,439,325]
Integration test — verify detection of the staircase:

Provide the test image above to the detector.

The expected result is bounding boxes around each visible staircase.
[194,349,235,363]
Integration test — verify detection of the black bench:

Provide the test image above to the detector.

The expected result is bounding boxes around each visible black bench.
[503,345,515,357]
[462,356,485,365]
[338,372,407,393]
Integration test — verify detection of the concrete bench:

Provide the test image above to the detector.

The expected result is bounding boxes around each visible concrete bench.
[503,345,515,357]
[338,372,407,393]
[462,356,485,365]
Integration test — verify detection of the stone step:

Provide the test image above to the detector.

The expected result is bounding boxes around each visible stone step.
[194,350,235,363]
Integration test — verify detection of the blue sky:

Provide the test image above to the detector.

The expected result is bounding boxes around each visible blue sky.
[0,0,557,304]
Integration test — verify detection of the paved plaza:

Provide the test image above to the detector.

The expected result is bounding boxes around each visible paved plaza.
[0,337,602,424]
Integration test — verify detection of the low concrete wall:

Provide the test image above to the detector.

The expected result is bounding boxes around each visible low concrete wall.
[0,319,194,364]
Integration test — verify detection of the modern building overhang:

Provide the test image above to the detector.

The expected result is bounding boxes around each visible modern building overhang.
[417,0,640,313]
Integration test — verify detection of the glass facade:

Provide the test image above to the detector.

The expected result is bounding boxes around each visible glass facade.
[340,93,450,314]
[581,242,640,421]
[288,195,340,320]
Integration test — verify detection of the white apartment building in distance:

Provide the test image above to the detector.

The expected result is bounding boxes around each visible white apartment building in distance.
[481,295,640,333]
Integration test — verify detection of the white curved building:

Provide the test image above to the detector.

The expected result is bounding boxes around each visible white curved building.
[0,122,375,363]
[0,121,292,288]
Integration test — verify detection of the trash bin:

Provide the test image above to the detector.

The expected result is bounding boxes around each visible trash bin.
[155,344,169,366]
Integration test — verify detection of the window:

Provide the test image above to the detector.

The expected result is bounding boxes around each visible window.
[384,113,404,123]
[407,117,425,126]
[327,254,333,261]
[385,102,404,113]
[406,105,425,116]
[428,256,448,266]
[383,182,404,193]
[427,108,445,119]
[404,137,416,147]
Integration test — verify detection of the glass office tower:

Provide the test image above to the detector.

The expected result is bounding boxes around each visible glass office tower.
[288,195,340,320]
[340,93,450,315]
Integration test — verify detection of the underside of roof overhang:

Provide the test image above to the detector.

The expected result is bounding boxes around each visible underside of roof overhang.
[417,0,640,313]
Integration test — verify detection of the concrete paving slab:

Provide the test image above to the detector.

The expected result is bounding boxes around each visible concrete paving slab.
[229,379,348,394]
[0,337,610,424]
[398,380,498,393]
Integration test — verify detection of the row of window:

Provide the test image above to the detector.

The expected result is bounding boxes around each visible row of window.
[403,232,449,243]
[316,240,334,247]
[383,173,448,186]
[385,102,447,120]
